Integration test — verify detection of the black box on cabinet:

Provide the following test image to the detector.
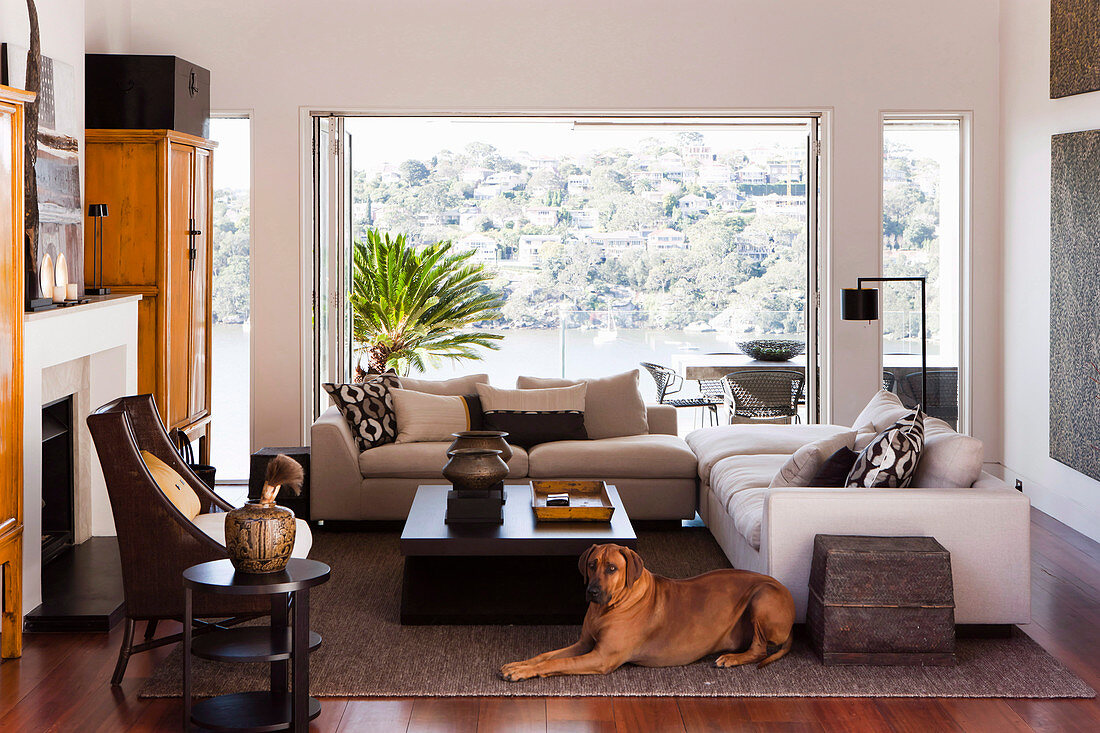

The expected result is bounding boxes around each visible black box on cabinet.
[86,54,210,138]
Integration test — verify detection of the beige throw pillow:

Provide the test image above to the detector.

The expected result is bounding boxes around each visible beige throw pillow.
[769,431,857,488]
[476,383,587,448]
[397,374,489,396]
[911,417,984,488]
[851,389,909,435]
[141,450,201,520]
[516,370,648,439]
[391,388,478,443]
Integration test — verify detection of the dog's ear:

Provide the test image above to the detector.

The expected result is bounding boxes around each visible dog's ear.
[578,544,598,580]
[620,547,645,589]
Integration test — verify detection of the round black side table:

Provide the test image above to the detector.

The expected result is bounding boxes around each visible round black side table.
[183,558,330,732]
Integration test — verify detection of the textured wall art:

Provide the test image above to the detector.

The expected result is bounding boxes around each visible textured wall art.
[2,44,83,298]
[1050,129,1100,480]
[1051,0,1100,98]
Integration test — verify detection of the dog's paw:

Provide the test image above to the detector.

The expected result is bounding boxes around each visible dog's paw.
[715,653,752,668]
[499,662,536,682]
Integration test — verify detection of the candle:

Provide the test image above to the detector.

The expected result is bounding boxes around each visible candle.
[52,285,66,303]
[66,283,78,300]
[55,253,68,288]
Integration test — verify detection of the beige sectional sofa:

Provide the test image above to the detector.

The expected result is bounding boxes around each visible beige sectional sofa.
[687,391,1031,626]
[311,373,698,521]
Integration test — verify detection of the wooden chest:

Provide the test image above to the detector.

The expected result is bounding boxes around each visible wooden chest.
[808,535,956,666]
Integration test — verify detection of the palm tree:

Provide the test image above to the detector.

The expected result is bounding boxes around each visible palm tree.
[351,229,505,376]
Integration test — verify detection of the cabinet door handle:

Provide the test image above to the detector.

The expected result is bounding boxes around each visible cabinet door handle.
[187,229,202,235]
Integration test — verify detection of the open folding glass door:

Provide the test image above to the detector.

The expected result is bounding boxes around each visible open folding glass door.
[806,117,822,423]
[311,115,354,419]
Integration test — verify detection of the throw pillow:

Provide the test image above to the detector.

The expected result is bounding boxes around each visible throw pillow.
[391,388,484,443]
[851,389,909,435]
[323,375,399,451]
[845,408,926,488]
[808,447,860,487]
[141,450,201,520]
[769,431,857,488]
[476,383,587,448]
[397,374,489,396]
[911,417,984,488]
[516,370,648,439]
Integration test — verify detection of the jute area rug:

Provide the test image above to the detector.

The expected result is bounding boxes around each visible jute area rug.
[140,530,1094,699]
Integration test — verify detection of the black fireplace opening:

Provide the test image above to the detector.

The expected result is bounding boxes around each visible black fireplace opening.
[42,395,75,566]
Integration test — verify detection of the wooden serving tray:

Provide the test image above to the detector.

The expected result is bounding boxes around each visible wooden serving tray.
[531,480,615,523]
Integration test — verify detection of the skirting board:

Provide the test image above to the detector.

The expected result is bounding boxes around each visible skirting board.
[997,463,1100,544]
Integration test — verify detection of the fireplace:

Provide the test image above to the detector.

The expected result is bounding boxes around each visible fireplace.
[41,395,75,566]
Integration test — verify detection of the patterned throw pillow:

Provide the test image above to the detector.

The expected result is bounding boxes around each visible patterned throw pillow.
[323,375,399,451]
[845,408,926,488]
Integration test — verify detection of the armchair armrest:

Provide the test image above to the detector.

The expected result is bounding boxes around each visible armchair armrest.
[310,407,364,518]
[646,404,678,435]
[762,485,1031,625]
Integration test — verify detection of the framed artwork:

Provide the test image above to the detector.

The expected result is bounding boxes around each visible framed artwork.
[1050,129,1100,479]
[2,43,83,301]
[1051,0,1100,98]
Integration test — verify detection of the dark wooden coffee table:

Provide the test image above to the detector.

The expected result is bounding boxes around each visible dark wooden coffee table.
[400,484,636,624]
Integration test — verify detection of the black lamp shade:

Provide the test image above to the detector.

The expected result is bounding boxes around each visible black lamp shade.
[88,204,109,217]
[841,287,879,321]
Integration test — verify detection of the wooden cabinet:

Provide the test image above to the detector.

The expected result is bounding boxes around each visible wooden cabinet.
[0,84,32,660]
[84,130,215,459]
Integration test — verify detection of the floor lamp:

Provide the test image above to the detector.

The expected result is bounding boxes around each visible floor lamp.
[841,276,927,408]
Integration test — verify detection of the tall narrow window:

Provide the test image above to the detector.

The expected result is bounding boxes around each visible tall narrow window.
[209,116,251,480]
[882,118,963,429]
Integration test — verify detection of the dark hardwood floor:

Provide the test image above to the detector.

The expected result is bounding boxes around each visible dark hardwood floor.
[2,507,1098,732]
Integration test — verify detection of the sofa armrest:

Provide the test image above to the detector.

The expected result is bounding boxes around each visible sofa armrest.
[310,407,363,518]
[646,404,678,435]
[762,486,1031,625]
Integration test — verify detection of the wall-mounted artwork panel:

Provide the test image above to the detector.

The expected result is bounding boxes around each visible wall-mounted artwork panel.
[1050,129,1100,479]
[1051,0,1100,98]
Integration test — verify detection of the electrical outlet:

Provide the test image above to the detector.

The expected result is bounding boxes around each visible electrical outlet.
[1015,479,1024,492]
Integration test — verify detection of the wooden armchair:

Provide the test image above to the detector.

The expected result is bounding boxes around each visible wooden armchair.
[87,394,266,685]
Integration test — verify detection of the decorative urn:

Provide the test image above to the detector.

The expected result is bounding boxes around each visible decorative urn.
[224,455,304,573]
[447,430,512,463]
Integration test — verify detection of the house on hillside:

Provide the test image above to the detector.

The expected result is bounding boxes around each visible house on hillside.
[523,206,560,226]
[737,164,769,185]
[699,163,733,186]
[461,166,492,183]
[767,157,803,183]
[567,208,599,228]
[592,230,645,257]
[678,193,708,213]
[646,228,687,251]
[517,235,562,265]
[456,233,498,263]
[567,174,591,193]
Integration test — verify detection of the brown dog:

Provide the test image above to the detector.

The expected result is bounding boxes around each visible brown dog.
[500,543,795,681]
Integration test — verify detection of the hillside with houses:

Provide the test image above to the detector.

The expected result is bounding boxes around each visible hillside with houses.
[354,134,812,332]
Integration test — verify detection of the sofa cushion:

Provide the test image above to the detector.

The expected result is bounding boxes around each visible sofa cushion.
[516,371,648,439]
[686,424,852,485]
[730,489,767,550]
[527,434,697,479]
[477,383,588,448]
[191,512,313,559]
[769,431,857,488]
[846,408,925,488]
[359,441,529,479]
[912,417,984,488]
[851,389,909,435]
[391,388,481,443]
[398,374,489,396]
[710,454,787,510]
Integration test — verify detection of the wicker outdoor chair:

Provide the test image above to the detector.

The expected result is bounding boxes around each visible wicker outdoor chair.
[902,368,959,427]
[640,362,722,426]
[721,369,805,424]
[882,369,897,393]
[87,395,268,685]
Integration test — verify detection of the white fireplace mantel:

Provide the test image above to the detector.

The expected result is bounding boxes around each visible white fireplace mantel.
[22,294,140,616]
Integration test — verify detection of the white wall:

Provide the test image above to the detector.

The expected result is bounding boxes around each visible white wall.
[85,0,1004,462]
[1001,0,1100,541]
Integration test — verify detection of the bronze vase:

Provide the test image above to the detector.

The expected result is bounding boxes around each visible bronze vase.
[447,430,512,463]
[442,448,509,492]
[224,500,296,573]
